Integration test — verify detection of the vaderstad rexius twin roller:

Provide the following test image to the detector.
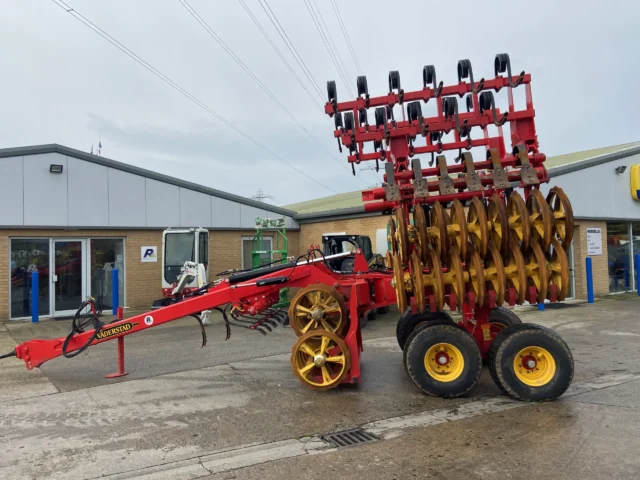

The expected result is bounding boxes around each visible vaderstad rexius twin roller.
[2,54,574,402]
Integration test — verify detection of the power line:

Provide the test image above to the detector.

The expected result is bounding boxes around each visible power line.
[310,0,354,90]
[238,0,321,109]
[259,0,325,101]
[49,0,339,194]
[178,0,366,183]
[331,0,362,74]
[303,0,355,99]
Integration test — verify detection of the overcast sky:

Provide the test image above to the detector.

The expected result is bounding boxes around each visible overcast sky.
[2,0,639,206]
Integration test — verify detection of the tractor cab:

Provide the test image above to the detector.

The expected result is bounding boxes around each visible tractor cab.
[162,227,209,297]
[322,233,383,271]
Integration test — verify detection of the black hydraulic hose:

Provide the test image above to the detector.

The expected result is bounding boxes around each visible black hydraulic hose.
[61,322,103,358]
[0,351,16,360]
[61,300,105,359]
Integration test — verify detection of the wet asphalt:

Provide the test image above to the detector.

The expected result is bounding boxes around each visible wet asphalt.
[1,297,640,479]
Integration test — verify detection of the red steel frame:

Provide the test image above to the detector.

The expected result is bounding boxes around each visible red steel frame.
[12,251,396,386]
[10,55,550,387]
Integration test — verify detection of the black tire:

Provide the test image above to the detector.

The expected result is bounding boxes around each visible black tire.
[358,108,368,126]
[375,107,385,127]
[396,310,454,351]
[385,105,394,122]
[490,323,574,402]
[489,307,522,329]
[327,80,337,102]
[466,94,473,112]
[388,70,401,91]
[334,112,343,130]
[368,308,378,321]
[485,307,523,364]
[344,112,354,131]
[376,305,390,315]
[357,75,368,96]
[406,102,415,122]
[423,65,436,88]
[404,323,482,398]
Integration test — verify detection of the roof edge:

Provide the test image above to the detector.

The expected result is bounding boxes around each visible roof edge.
[548,145,640,178]
[0,144,298,217]
[294,206,375,222]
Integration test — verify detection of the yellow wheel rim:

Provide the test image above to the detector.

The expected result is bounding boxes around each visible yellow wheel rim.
[513,346,556,387]
[291,330,350,390]
[424,343,464,382]
[288,285,347,336]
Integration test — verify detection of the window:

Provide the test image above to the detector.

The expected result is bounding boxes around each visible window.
[607,222,631,293]
[631,223,640,291]
[90,239,124,309]
[242,237,272,269]
[198,232,209,268]
[10,239,50,318]
[164,232,195,284]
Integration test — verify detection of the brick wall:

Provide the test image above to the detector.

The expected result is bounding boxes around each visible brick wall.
[0,228,300,319]
[299,215,388,253]
[572,221,609,298]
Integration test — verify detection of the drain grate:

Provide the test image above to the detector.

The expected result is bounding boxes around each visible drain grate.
[322,428,379,448]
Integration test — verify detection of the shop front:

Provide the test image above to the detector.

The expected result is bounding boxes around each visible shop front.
[10,237,125,319]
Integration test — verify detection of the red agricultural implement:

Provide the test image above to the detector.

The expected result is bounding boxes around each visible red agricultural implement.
[2,54,574,402]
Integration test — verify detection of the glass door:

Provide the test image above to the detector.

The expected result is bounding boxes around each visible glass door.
[51,239,87,316]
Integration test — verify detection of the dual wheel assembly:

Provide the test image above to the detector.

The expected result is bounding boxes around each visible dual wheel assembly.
[388,186,574,308]
[287,284,352,390]
[398,308,574,401]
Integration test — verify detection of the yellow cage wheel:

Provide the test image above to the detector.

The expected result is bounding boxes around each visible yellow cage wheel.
[488,194,509,256]
[429,201,449,261]
[425,248,445,311]
[443,247,465,307]
[525,241,551,304]
[403,322,482,398]
[288,285,349,337]
[392,253,409,314]
[411,251,426,313]
[488,324,573,401]
[447,199,469,260]
[467,197,488,258]
[504,239,527,305]
[291,329,351,391]
[507,191,530,250]
[526,189,553,252]
[466,249,486,307]
[548,238,570,301]
[413,205,429,265]
[484,243,506,307]
[396,208,410,264]
[388,217,398,256]
[385,251,393,268]
[546,186,575,250]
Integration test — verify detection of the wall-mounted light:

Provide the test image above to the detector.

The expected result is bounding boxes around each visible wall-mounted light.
[49,164,63,174]
[615,165,627,174]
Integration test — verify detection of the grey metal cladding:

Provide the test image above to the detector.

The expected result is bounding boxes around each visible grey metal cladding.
[145,178,180,227]
[0,156,24,226]
[0,144,297,216]
[23,153,67,226]
[240,204,268,229]
[212,197,241,228]
[179,188,212,227]
[68,157,109,226]
[108,168,146,226]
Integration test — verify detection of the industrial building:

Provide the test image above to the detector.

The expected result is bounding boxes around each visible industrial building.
[0,144,299,320]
